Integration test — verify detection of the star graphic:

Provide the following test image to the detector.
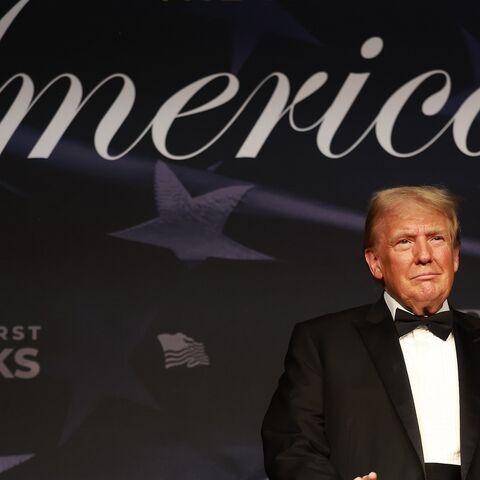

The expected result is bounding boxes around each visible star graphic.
[42,301,159,445]
[111,161,272,263]
[0,454,35,475]
[178,0,320,73]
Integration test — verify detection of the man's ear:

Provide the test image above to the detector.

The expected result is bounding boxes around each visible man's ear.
[364,248,384,280]
[453,246,460,273]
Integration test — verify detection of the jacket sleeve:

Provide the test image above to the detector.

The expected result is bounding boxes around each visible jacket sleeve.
[261,322,342,480]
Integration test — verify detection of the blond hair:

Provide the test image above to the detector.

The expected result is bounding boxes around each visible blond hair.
[364,186,460,250]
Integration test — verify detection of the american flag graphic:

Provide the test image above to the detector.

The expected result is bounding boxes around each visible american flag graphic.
[157,333,210,369]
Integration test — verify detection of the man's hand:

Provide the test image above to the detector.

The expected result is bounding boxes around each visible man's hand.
[353,472,377,480]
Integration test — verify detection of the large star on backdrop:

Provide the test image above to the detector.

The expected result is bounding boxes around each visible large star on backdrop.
[42,302,159,444]
[0,455,35,475]
[112,161,272,263]
[178,0,320,73]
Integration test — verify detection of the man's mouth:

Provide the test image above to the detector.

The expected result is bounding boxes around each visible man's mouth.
[411,273,440,280]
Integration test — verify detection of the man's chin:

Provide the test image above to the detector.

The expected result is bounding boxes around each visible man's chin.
[409,293,448,315]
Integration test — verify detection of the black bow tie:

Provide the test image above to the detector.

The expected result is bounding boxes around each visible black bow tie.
[394,309,453,341]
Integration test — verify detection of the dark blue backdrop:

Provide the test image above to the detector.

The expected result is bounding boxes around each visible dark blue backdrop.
[1,0,480,478]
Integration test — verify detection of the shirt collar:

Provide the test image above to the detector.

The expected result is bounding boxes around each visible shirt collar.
[383,290,450,321]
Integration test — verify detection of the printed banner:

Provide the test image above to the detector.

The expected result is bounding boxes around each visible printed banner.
[1,0,480,478]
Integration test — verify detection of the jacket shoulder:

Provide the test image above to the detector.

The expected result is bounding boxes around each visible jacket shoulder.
[453,308,480,329]
[297,302,374,337]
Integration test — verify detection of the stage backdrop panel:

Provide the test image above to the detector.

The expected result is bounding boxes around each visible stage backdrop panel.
[1,0,480,478]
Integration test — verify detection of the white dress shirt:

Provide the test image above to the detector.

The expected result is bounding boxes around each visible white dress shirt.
[384,291,461,465]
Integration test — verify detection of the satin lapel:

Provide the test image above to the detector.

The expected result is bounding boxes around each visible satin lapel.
[354,298,424,468]
[453,311,480,480]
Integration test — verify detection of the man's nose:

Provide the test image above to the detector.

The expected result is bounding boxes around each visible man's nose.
[414,238,432,264]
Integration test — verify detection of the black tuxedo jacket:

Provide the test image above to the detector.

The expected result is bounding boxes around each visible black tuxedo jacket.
[262,298,480,480]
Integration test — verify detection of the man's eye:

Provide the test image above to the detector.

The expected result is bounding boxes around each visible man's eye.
[398,239,409,244]
[432,235,445,241]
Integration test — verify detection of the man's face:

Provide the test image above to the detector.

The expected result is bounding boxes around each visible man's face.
[364,200,459,315]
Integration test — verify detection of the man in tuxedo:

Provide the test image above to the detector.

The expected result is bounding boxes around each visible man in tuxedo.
[262,186,480,480]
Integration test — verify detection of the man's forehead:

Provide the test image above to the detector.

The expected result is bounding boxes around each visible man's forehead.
[381,201,449,223]
[390,225,449,236]
[375,204,451,234]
